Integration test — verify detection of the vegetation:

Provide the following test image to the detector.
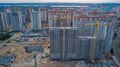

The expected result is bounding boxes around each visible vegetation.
[6,39,11,43]
[110,48,114,55]
[24,46,28,49]
[23,23,27,28]
[0,32,11,41]
[24,46,32,54]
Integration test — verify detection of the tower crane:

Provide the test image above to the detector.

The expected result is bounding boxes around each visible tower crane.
[49,12,116,61]
[86,18,116,61]
[88,20,99,61]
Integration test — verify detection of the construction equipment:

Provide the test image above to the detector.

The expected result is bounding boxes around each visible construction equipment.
[88,20,99,60]
[33,52,37,67]
[32,40,37,67]
[48,10,116,60]
[86,19,116,60]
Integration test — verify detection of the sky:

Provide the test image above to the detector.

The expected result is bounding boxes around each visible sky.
[0,0,120,3]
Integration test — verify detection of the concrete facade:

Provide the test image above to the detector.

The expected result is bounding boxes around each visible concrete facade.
[31,11,41,32]
[0,12,7,32]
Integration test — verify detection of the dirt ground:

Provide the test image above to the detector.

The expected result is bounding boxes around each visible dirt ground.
[0,45,33,64]
[0,39,78,67]
[20,61,76,67]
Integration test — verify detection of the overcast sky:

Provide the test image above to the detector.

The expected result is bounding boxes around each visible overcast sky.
[0,0,120,3]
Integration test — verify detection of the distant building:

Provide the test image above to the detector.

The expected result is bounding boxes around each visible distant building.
[0,12,7,32]
[48,10,72,27]
[113,7,120,17]
[26,8,32,22]
[31,11,41,32]
[5,13,12,25]
[41,8,48,23]
[4,8,12,25]
[11,11,22,32]
[21,9,27,25]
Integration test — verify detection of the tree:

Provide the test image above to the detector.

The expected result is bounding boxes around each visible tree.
[110,48,114,55]
[0,32,11,40]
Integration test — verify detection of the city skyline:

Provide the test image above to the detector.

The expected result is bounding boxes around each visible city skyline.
[0,0,120,3]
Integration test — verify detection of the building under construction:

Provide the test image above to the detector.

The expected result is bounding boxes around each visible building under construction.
[49,8,116,60]
[50,27,107,60]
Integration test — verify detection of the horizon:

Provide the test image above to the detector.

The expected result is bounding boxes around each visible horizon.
[0,2,120,4]
[0,0,120,3]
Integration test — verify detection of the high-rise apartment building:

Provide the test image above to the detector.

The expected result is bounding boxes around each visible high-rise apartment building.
[50,27,78,60]
[31,11,41,32]
[49,8,116,60]
[50,27,106,60]
[11,11,22,32]
[0,12,7,32]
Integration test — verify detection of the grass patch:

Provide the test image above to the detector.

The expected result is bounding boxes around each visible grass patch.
[6,39,11,43]
[24,46,32,54]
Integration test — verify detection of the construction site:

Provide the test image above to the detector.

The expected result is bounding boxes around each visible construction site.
[0,6,119,67]
[48,8,116,60]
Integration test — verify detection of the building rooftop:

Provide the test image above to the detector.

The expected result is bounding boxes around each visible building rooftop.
[0,55,15,66]
[25,46,42,52]
[21,33,48,37]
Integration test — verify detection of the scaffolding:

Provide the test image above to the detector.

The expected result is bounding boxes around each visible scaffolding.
[48,8,116,60]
